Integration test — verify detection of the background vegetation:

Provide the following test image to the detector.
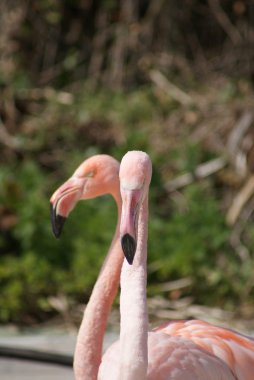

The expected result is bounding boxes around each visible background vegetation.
[0,0,254,326]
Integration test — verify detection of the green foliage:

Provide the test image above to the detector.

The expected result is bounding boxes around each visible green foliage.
[0,158,118,322]
[0,83,253,323]
[1,0,254,325]
[149,184,229,278]
[148,182,254,309]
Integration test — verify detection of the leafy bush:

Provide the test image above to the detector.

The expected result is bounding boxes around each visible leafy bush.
[0,80,253,323]
[0,144,249,322]
[0,158,118,322]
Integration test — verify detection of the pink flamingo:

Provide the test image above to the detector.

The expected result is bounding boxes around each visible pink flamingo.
[98,151,254,379]
[50,154,123,379]
[51,152,254,379]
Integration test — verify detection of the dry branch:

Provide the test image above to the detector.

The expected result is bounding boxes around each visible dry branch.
[0,116,21,150]
[88,9,109,82]
[208,0,242,45]
[149,70,193,106]
[226,175,254,226]
[227,111,254,159]
[229,197,254,262]
[152,278,192,293]
[148,298,233,322]
[165,157,227,192]
[226,111,254,225]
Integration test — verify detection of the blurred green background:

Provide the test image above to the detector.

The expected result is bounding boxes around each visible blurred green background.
[0,0,254,325]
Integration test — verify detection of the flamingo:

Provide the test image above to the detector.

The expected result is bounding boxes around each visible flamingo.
[50,154,123,380]
[50,152,254,380]
[98,151,254,380]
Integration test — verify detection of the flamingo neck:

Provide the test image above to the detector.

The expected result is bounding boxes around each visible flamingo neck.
[119,197,148,380]
[74,194,123,380]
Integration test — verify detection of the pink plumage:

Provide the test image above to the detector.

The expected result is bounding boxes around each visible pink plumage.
[154,319,254,380]
[99,151,253,380]
[99,332,237,379]
[51,152,254,379]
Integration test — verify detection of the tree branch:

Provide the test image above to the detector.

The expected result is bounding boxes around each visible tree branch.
[208,0,242,45]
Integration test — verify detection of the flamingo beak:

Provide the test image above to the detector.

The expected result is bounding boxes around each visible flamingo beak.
[50,176,87,238]
[120,188,142,265]
[50,204,66,238]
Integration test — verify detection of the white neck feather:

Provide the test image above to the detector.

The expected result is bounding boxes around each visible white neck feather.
[119,197,148,380]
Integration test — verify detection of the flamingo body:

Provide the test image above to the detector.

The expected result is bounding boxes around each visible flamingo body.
[100,150,254,380]
[155,319,254,380]
[51,151,254,379]
[99,318,254,379]
[99,332,236,379]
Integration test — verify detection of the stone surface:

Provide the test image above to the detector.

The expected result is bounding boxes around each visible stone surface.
[0,327,118,379]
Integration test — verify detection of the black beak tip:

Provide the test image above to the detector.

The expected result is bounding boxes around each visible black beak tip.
[121,234,136,265]
[50,203,66,238]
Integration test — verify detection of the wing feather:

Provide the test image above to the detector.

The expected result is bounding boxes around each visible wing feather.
[154,319,254,380]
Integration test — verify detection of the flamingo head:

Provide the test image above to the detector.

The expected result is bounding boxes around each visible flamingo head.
[50,154,120,238]
[119,151,152,264]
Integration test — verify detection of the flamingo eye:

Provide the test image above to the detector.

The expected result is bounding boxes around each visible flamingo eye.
[85,171,94,178]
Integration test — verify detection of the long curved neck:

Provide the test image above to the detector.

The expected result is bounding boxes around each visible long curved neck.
[119,197,148,380]
[74,193,123,380]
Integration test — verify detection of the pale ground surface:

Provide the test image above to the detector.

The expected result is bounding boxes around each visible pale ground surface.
[0,326,118,380]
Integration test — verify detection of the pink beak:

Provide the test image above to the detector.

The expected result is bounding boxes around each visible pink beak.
[120,188,142,264]
[50,176,87,238]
